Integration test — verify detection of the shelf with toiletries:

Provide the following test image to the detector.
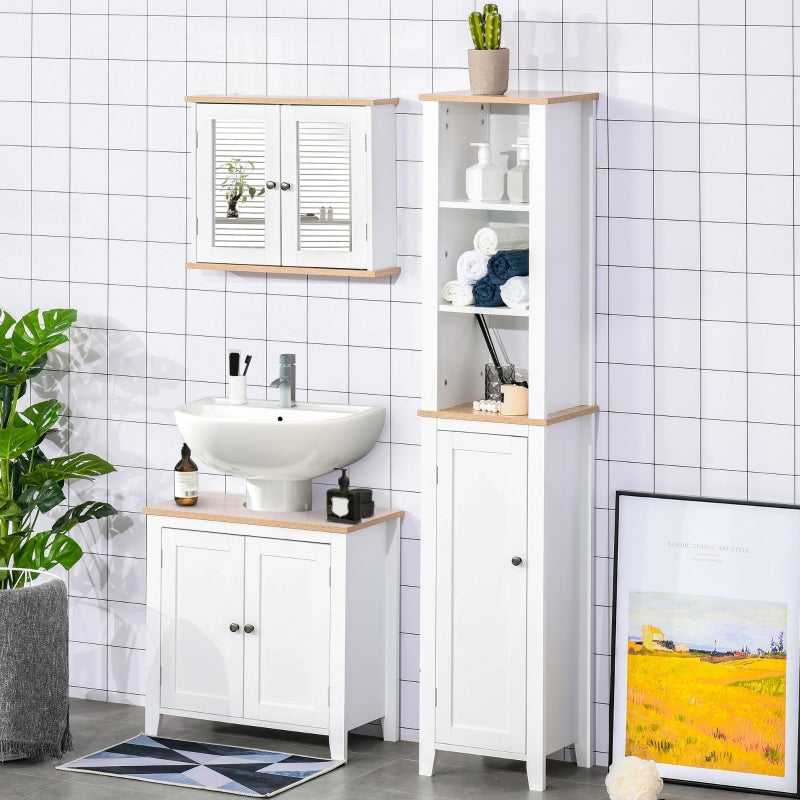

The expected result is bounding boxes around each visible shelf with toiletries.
[187,96,398,278]
[417,89,598,792]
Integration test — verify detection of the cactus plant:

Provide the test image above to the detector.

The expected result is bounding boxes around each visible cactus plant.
[468,4,503,50]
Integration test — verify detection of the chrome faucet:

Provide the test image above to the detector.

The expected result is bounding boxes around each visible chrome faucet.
[269,353,296,408]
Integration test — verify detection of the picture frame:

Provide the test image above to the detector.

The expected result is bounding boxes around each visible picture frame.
[610,492,800,796]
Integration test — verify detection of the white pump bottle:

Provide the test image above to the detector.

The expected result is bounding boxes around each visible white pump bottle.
[507,128,530,204]
[466,142,504,202]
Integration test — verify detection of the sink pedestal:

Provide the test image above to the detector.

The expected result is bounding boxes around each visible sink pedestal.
[246,478,312,512]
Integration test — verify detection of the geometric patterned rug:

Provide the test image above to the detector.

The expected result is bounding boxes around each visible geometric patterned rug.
[56,734,344,797]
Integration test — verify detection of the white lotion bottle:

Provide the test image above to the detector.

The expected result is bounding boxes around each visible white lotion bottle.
[506,131,530,204]
[466,142,504,202]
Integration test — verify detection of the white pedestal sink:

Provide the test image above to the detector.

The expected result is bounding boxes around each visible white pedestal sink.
[174,398,386,512]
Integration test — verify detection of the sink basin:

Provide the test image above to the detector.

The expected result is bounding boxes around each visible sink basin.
[174,398,385,512]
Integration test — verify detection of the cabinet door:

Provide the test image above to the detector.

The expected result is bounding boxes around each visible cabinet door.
[435,431,528,753]
[243,537,331,730]
[279,106,368,268]
[161,528,245,717]
[196,104,281,265]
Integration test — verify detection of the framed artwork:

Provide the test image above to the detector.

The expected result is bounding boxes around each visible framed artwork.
[611,492,800,796]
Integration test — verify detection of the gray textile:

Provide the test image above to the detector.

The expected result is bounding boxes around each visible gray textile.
[0,576,72,760]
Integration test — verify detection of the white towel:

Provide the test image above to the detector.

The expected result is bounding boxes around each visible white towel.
[441,279,474,306]
[473,225,529,256]
[500,275,529,310]
[456,250,489,285]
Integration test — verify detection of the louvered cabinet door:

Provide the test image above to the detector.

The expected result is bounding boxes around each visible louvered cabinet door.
[279,106,368,269]
[195,104,281,265]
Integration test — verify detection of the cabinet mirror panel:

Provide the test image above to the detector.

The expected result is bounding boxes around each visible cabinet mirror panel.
[212,118,268,249]
[295,120,352,253]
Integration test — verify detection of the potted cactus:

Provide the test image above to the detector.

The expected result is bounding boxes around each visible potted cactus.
[467,4,509,96]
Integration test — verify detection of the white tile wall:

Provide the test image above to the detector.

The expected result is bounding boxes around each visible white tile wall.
[2,0,798,767]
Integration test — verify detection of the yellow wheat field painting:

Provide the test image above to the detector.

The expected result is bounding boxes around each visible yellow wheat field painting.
[625,591,788,776]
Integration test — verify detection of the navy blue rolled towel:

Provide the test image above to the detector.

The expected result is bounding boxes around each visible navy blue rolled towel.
[487,249,529,285]
[472,275,504,307]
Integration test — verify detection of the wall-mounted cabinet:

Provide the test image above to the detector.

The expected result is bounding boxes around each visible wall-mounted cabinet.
[417,90,599,791]
[187,96,399,278]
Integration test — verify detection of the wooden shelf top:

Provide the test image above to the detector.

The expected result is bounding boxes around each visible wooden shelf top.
[186,262,401,279]
[420,89,599,105]
[144,493,404,534]
[186,95,399,106]
[418,403,599,427]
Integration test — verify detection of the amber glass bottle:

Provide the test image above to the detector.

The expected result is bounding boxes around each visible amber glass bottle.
[174,443,198,506]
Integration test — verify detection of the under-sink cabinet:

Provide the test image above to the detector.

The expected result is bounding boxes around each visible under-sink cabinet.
[187,96,398,277]
[144,495,402,760]
[417,90,599,791]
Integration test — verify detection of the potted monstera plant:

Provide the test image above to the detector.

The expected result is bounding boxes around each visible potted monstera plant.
[0,307,116,760]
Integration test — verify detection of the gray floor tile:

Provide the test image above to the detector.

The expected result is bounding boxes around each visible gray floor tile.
[0,699,786,800]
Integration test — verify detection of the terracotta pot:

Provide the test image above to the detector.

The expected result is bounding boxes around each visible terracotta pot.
[467,48,509,95]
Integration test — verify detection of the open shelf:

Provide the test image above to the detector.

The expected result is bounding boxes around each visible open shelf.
[439,199,529,212]
[439,303,528,317]
[186,262,401,278]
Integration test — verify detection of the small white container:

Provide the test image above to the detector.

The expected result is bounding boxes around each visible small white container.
[466,142,504,202]
[507,135,530,204]
[229,375,247,405]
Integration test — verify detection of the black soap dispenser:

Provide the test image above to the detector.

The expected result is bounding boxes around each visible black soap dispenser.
[326,468,362,524]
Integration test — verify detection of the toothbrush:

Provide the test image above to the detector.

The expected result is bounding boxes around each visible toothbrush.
[242,354,252,376]
[229,351,240,376]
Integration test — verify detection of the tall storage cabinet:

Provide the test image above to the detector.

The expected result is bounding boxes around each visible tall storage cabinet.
[417,90,599,791]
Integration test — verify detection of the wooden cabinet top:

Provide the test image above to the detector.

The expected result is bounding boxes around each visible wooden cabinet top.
[186,95,399,106]
[144,492,403,534]
[419,89,599,104]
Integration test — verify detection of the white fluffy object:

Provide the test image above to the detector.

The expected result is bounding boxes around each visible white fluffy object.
[441,279,474,306]
[499,275,529,310]
[456,249,489,284]
[605,756,663,800]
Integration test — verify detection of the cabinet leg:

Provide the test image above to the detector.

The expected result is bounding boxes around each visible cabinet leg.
[381,714,399,743]
[144,707,160,737]
[418,744,437,776]
[329,730,348,763]
[526,756,545,792]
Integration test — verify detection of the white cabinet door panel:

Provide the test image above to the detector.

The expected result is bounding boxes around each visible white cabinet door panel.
[161,528,245,717]
[243,537,331,729]
[196,104,281,265]
[435,431,528,753]
[280,106,368,269]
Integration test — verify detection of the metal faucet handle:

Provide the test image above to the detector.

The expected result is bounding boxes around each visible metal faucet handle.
[279,353,295,365]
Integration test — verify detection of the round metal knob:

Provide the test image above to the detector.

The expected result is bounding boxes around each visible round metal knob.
[244,624,254,634]
[266,180,277,189]
[511,556,523,566]
[280,181,291,191]
[229,623,240,632]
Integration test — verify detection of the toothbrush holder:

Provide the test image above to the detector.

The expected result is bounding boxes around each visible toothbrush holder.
[485,363,515,402]
[229,375,247,405]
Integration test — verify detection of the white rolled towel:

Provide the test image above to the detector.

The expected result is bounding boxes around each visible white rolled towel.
[473,225,529,256]
[456,249,489,284]
[500,275,530,310]
[441,279,474,306]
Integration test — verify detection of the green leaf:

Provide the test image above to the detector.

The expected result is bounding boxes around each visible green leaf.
[15,530,83,573]
[0,534,21,562]
[18,478,66,515]
[21,399,61,441]
[22,451,115,487]
[51,500,117,536]
[0,497,22,521]
[0,426,39,462]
